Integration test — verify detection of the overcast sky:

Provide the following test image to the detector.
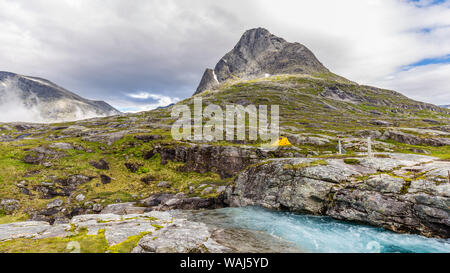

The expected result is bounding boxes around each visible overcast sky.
[1,0,449,112]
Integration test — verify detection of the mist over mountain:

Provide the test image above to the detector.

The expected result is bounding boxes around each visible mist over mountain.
[0,71,120,123]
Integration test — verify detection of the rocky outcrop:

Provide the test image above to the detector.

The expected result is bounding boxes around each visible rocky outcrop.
[89,159,110,170]
[150,144,266,178]
[194,69,219,95]
[139,193,226,211]
[286,133,332,146]
[0,199,19,213]
[226,154,450,238]
[194,28,328,94]
[23,146,66,165]
[381,130,450,147]
[132,218,230,253]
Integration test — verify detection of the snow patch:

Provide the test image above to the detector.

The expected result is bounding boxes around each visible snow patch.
[212,70,219,83]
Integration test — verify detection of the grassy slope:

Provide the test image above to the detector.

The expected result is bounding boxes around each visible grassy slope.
[0,73,449,225]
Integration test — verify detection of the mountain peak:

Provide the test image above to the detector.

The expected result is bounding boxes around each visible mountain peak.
[194,28,328,95]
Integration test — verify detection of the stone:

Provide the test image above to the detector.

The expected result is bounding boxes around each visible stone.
[100,202,146,215]
[286,134,331,146]
[363,174,405,194]
[49,142,73,150]
[370,120,393,126]
[157,181,171,188]
[89,159,109,170]
[133,219,230,253]
[134,134,163,142]
[381,130,450,147]
[216,186,227,194]
[82,130,129,146]
[92,204,103,212]
[140,193,225,211]
[124,162,143,173]
[17,180,28,188]
[0,221,52,241]
[201,187,214,195]
[0,199,19,212]
[46,199,63,209]
[100,174,111,184]
[22,146,65,165]
[75,194,86,202]
[140,175,156,185]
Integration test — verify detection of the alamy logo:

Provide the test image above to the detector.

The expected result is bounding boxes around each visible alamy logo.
[171,97,279,143]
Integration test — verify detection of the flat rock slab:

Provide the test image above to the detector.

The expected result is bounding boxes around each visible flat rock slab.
[0,221,70,241]
[0,211,230,252]
[132,218,230,253]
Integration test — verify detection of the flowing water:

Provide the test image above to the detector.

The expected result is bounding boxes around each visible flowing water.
[190,207,450,253]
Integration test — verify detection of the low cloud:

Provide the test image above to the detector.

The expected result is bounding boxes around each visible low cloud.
[0,78,46,123]
[376,63,450,104]
[0,77,115,123]
[119,92,180,112]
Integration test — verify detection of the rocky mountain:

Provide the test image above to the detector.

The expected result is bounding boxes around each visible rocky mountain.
[194,27,329,95]
[440,105,450,109]
[0,71,120,123]
[193,28,444,117]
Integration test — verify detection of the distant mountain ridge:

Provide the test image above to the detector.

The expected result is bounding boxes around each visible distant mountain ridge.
[439,105,450,109]
[0,71,120,123]
[194,27,329,95]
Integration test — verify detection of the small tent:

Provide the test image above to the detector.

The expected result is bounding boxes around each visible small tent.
[271,137,292,146]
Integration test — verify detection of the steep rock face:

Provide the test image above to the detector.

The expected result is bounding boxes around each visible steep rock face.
[195,69,220,95]
[150,144,268,179]
[0,71,121,122]
[194,28,328,94]
[226,155,450,238]
[381,130,450,147]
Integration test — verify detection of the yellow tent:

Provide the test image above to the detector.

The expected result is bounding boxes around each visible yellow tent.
[271,137,292,146]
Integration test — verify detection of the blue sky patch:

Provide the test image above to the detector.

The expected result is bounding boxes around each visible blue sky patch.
[407,0,448,7]
[401,54,450,70]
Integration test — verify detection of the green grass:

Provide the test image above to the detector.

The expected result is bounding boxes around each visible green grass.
[344,158,361,165]
[0,229,109,253]
[283,159,328,170]
[0,214,28,225]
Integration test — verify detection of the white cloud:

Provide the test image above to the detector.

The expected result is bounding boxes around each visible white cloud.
[0,0,449,106]
[376,63,450,104]
[119,92,180,112]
